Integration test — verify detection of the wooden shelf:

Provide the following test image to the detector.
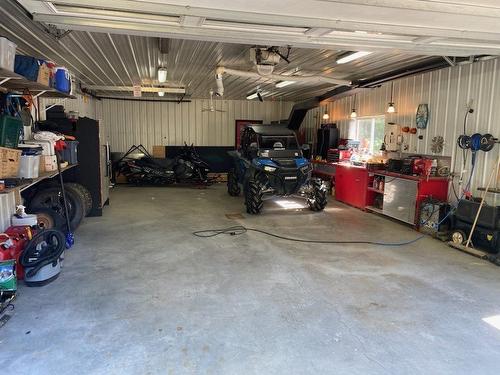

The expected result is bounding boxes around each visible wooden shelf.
[367,186,385,194]
[0,164,77,194]
[0,67,75,99]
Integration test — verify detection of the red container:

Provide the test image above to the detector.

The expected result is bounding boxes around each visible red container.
[0,226,34,279]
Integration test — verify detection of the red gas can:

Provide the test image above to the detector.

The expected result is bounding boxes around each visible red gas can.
[0,226,34,280]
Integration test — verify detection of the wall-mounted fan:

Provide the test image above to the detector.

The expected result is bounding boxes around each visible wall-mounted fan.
[202,89,226,113]
[431,136,445,154]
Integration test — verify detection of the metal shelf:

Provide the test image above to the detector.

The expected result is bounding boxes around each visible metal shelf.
[477,187,500,194]
[367,186,385,194]
[0,164,77,194]
[0,67,75,99]
[366,206,384,215]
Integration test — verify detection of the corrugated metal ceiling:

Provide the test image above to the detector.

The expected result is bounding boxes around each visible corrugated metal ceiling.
[0,0,435,101]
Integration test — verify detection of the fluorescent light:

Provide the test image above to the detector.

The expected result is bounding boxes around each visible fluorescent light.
[157,68,167,83]
[483,315,500,330]
[246,91,269,100]
[336,51,372,64]
[158,91,165,97]
[275,81,296,88]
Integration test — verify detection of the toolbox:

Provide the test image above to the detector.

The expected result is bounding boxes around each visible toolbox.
[0,115,22,148]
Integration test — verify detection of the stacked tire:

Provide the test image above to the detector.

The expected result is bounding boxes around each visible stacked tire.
[27,182,93,232]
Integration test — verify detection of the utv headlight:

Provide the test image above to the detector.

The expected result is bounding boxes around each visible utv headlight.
[263,165,277,172]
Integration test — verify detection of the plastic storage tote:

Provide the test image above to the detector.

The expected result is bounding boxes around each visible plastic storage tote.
[24,140,55,156]
[14,55,40,81]
[0,115,22,148]
[0,37,16,71]
[61,141,78,164]
[18,154,40,179]
[55,67,71,93]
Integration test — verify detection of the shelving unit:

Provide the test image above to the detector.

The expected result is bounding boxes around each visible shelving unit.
[0,67,75,99]
[365,205,384,215]
[367,186,384,194]
[366,170,449,226]
[0,164,77,194]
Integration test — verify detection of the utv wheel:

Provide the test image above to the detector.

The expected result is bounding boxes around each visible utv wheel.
[227,169,241,196]
[308,178,328,212]
[245,180,264,214]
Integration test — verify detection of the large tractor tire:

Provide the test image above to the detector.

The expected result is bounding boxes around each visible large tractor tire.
[28,186,85,231]
[308,178,328,212]
[65,183,93,216]
[35,181,93,217]
[227,169,241,196]
[245,180,264,214]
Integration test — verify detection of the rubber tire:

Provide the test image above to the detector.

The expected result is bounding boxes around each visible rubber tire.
[308,178,328,212]
[65,183,93,216]
[32,207,66,231]
[35,180,93,217]
[451,230,467,245]
[245,180,263,214]
[28,186,85,231]
[227,169,241,196]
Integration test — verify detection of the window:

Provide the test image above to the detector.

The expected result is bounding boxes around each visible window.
[349,116,385,154]
[258,135,298,150]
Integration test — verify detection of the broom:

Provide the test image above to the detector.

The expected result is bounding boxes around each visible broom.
[54,140,75,249]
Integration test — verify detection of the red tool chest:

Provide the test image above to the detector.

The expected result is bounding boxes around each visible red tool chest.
[335,164,374,210]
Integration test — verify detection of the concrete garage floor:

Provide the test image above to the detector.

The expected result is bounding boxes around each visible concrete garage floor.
[1,185,500,374]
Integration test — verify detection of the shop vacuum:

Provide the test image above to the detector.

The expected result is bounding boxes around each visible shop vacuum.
[20,230,65,287]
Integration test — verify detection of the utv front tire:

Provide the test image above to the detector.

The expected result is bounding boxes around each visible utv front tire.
[308,178,328,212]
[245,180,264,214]
[227,169,241,196]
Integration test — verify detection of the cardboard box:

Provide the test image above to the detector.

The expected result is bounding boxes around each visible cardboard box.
[115,173,128,184]
[37,62,51,87]
[0,147,21,178]
[41,155,57,172]
[152,145,166,158]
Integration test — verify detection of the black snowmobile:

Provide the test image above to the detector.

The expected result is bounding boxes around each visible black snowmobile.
[116,144,211,186]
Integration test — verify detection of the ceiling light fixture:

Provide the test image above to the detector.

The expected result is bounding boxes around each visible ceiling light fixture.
[246,90,268,100]
[157,68,168,83]
[350,94,357,118]
[387,82,396,113]
[322,111,330,121]
[275,80,296,88]
[336,51,372,64]
[158,91,165,97]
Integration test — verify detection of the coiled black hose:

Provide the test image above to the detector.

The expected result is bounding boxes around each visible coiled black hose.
[20,230,65,278]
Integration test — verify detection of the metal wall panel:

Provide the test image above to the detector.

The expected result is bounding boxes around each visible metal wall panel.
[99,99,294,151]
[302,58,500,197]
[39,94,98,120]
[0,192,16,232]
